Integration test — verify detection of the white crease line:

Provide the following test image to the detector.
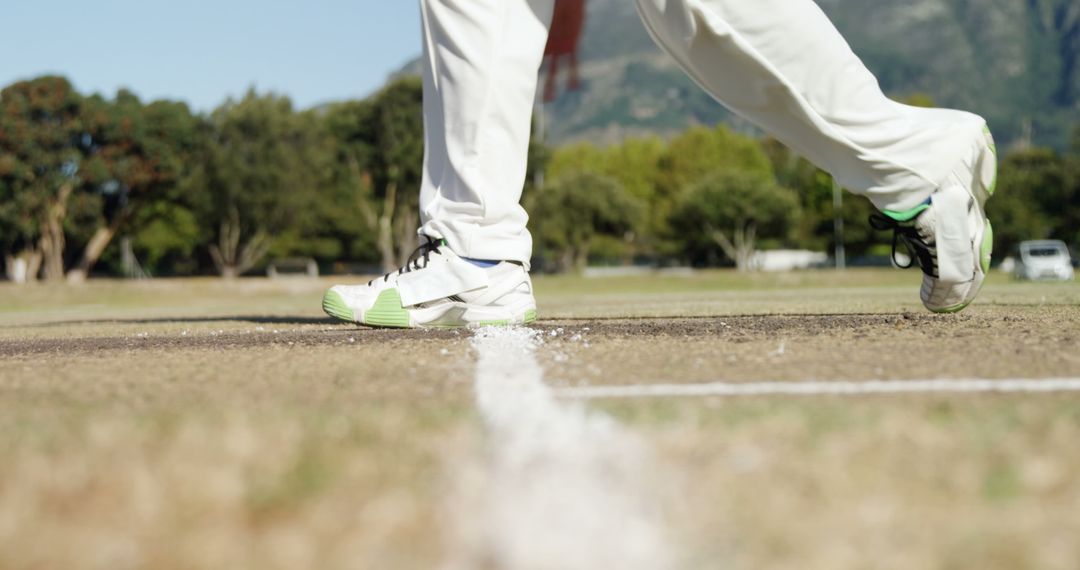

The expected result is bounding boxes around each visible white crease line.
[555,378,1080,400]
[450,326,673,570]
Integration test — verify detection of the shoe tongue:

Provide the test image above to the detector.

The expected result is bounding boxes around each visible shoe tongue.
[931,186,977,284]
[914,207,936,246]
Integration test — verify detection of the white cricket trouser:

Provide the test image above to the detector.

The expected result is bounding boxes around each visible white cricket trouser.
[418,0,988,264]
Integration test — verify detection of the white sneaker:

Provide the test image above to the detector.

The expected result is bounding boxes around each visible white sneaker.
[322,238,537,328]
[871,126,997,313]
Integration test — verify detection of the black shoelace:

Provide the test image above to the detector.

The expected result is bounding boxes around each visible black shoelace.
[368,237,444,286]
[868,213,938,278]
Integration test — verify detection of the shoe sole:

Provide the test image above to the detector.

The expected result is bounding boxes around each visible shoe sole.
[322,289,355,322]
[322,289,538,329]
[930,126,997,314]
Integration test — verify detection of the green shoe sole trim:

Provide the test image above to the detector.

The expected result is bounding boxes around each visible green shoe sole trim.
[477,319,510,327]
[932,301,972,314]
[883,202,930,223]
[322,290,354,323]
[430,309,536,329]
[364,289,411,328]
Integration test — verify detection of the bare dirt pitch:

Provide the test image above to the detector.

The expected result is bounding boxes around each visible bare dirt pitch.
[1,271,1079,569]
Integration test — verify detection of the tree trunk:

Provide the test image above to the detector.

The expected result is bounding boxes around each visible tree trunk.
[4,248,43,284]
[235,232,271,276]
[208,208,271,279]
[558,249,575,273]
[67,213,127,283]
[209,211,240,278]
[377,179,399,272]
[39,183,74,281]
[710,222,757,272]
[394,206,419,264]
[4,254,18,283]
[573,242,590,272]
[119,237,150,279]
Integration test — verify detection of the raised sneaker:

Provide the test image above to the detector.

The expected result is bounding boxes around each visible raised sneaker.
[322,238,537,328]
[870,126,997,313]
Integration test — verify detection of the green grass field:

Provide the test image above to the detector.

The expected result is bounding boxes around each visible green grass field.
[1,270,1079,569]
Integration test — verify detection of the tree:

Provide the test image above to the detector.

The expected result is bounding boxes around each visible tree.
[363,79,425,271]
[988,145,1071,256]
[544,128,778,261]
[322,99,380,265]
[125,199,202,276]
[659,126,778,255]
[0,77,85,281]
[323,79,425,272]
[762,138,880,260]
[659,126,774,196]
[65,93,204,281]
[991,146,1060,254]
[1062,127,1080,248]
[0,151,43,282]
[527,170,644,272]
[200,91,331,278]
[671,169,800,270]
[546,137,665,252]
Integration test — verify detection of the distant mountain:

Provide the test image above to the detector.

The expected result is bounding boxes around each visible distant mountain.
[394,0,1080,150]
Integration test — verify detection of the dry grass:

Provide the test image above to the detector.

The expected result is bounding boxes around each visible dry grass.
[1,271,1079,569]
[0,340,476,570]
[636,397,1080,569]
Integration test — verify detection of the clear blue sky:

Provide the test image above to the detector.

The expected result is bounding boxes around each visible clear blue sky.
[0,0,422,112]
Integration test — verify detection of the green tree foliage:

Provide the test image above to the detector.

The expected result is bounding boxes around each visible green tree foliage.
[671,170,800,269]
[659,126,774,194]
[322,78,425,272]
[546,126,779,260]
[657,126,777,256]
[548,137,665,201]
[66,92,204,281]
[763,139,880,259]
[527,170,644,272]
[0,76,429,281]
[0,76,85,281]
[1,78,208,281]
[1064,131,1080,248]
[126,200,202,276]
[321,99,378,264]
[122,111,213,277]
[546,137,664,244]
[3,74,1077,280]
[198,91,333,278]
[988,141,1080,257]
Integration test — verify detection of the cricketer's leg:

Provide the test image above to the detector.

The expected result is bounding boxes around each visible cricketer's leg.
[634,0,987,211]
[321,0,552,328]
[634,0,996,312]
[417,0,555,266]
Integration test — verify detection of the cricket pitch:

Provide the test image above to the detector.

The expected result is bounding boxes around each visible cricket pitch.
[1,270,1079,569]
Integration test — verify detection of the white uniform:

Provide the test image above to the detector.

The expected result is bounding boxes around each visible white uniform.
[416,0,988,266]
[325,0,994,326]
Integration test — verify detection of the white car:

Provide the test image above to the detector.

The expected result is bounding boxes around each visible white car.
[1013,240,1075,281]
